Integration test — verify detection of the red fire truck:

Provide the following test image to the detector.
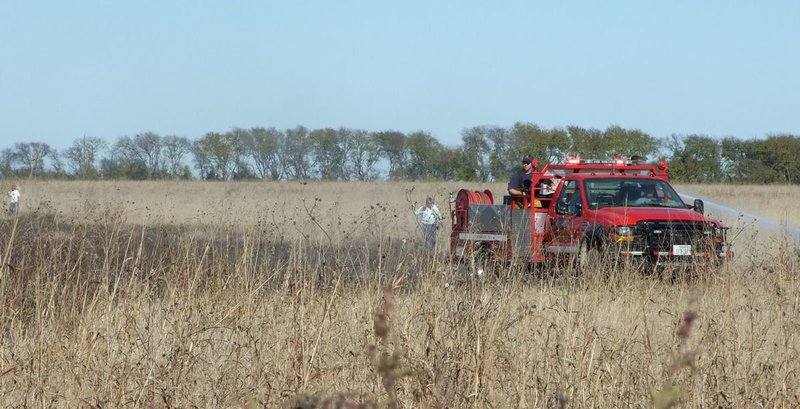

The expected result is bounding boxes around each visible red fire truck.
[450,157,731,272]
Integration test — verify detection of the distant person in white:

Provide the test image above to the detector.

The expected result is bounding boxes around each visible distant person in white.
[415,196,442,252]
[8,183,20,215]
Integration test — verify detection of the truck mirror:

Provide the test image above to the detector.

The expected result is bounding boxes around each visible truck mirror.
[556,198,581,216]
[693,199,704,215]
[556,198,569,214]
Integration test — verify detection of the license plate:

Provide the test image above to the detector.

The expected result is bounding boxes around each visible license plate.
[672,245,692,256]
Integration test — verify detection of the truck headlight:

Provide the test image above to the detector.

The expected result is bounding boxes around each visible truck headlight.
[713,227,723,243]
[614,226,635,242]
[704,226,723,243]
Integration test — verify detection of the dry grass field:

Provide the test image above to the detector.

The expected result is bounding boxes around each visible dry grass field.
[680,184,800,228]
[0,180,798,407]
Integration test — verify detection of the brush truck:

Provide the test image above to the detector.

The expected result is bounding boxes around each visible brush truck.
[450,158,732,273]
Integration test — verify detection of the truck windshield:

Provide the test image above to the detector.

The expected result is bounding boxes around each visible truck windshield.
[584,178,686,210]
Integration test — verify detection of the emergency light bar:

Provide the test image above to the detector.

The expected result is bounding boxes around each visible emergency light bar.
[563,157,634,166]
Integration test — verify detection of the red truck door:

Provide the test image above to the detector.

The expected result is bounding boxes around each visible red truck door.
[548,179,587,253]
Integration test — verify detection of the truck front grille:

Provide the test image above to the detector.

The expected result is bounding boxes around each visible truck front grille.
[634,220,718,254]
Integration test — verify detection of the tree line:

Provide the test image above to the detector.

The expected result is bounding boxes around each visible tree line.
[2,124,799,183]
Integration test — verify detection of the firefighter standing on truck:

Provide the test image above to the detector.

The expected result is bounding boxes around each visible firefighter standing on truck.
[508,155,535,196]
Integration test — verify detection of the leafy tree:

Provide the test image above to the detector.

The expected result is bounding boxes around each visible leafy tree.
[243,127,284,180]
[459,126,492,181]
[511,123,569,166]
[719,137,747,182]
[543,127,570,164]
[179,165,193,180]
[405,131,443,180]
[449,147,472,181]
[721,135,800,183]
[602,125,631,158]
[567,125,605,158]
[603,125,659,160]
[567,125,658,161]
[374,131,407,180]
[760,134,800,183]
[721,137,782,183]
[666,134,722,182]
[191,132,239,181]
[347,129,382,181]
[309,127,348,180]
[100,157,127,179]
[485,126,514,182]
[434,146,460,180]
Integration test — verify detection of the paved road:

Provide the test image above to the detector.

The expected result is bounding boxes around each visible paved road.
[678,190,800,266]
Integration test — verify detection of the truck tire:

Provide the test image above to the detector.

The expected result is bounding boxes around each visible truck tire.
[466,244,494,278]
[576,239,603,276]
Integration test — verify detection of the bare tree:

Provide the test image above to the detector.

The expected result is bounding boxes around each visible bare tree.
[0,148,14,177]
[109,133,165,179]
[243,127,284,180]
[64,136,107,179]
[11,142,55,179]
[283,126,312,180]
[134,132,164,178]
[225,128,254,180]
[162,135,191,178]
[110,136,147,179]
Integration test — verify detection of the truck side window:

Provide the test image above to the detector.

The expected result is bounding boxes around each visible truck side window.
[569,185,583,213]
[556,180,579,215]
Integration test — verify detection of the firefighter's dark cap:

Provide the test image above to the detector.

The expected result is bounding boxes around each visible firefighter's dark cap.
[522,155,534,164]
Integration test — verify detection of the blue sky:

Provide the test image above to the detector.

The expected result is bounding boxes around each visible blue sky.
[2,1,798,150]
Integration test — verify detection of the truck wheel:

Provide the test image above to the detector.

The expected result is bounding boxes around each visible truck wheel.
[577,240,603,276]
[468,244,491,278]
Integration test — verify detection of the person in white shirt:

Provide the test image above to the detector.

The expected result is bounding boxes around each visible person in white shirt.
[8,183,20,215]
[414,196,442,252]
